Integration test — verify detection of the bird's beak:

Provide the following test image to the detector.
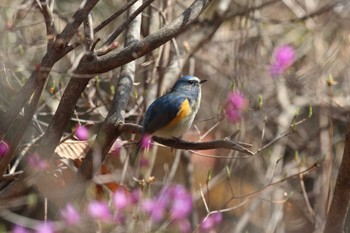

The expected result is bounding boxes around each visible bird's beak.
[200,80,207,84]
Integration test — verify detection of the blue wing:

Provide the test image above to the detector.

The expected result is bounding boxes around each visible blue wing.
[142,93,187,134]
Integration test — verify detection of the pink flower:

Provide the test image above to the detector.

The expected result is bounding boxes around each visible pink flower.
[88,200,111,221]
[200,212,223,232]
[75,125,89,141]
[12,225,29,233]
[110,139,122,157]
[142,199,166,222]
[35,222,54,233]
[169,185,192,220]
[60,203,81,225]
[177,219,191,233]
[27,153,49,171]
[142,184,192,223]
[139,155,149,167]
[225,91,248,123]
[270,45,296,76]
[140,134,152,150]
[0,140,9,158]
[130,188,142,204]
[113,190,130,211]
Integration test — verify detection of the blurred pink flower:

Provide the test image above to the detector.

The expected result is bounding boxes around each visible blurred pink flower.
[12,225,29,233]
[0,140,9,158]
[113,190,130,211]
[142,199,166,222]
[142,184,192,223]
[110,139,122,157]
[60,203,81,225]
[225,91,248,123]
[130,188,141,204]
[270,44,296,76]
[169,185,192,220]
[75,125,89,141]
[200,212,223,232]
[140,134,152,150]
[139,155,150,167]
[88,200,111,221]
[35,222,54,233]
[27,153,49,171]
[177,219,191,233]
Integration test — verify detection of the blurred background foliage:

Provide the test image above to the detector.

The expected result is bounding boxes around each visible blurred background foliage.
[0,0,350,232]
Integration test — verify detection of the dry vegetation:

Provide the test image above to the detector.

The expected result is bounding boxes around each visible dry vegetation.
[0,0,349,232]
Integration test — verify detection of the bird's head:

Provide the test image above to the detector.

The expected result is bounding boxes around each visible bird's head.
[171,75,207,93]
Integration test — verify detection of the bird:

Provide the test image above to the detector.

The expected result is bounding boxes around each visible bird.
[131,75,207,164]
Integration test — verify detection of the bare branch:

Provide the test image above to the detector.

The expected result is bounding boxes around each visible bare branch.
[103,0,156,46]
[222,163,320,205]
[57,0,100,46]
[0,0,100,139]
[324,122,350,233]
[36,0,56,47]
[83,13,94,50]
[117,123,253,155]
[153,137,253,155]
[82,0,213,74]
[94,0,139,33]
[77,0,143,182]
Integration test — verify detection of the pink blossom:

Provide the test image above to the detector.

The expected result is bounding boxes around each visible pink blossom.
[60,203,81,225]
[88,200,111,221]
[142,184,192,223]
[110,139,122,157]
[27,153,49,171]
[225,91,248,123]
[177,219,191,233]
[113,190,130,210]
[75,125,89,141]
[35,222,54,233]
[140,134,152,150]
[169,185,192,220]
[200,212,223,232]
[142,199,166,222]
[12,225,29,233]
[0,140,9,158]
[139,155,149,167]
[130,188,142,204]
[270,45,296,76]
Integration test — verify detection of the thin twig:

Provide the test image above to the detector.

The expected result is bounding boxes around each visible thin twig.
[84,0,213,74]
[36,0,56,47]
[103,0,156,46]
[255,118,309,155]
[94,0,139,33]
[222,163,319,205]
[0,171,23,182]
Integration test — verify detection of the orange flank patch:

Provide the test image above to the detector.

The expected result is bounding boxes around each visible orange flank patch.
[167,98,191,127]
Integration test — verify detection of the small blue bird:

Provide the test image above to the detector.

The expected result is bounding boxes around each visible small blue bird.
[132,75,207,164]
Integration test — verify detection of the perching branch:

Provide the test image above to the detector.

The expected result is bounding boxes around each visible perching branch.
[154,137,253,155]
[117,123,254,155]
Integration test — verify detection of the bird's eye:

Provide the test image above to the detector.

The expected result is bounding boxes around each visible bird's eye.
[188,80,195,85]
